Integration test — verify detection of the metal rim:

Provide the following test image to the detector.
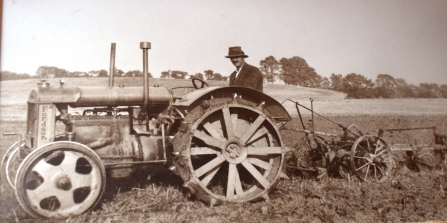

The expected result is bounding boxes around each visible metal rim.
[15,141,106,218]
[1,139,25,189]
[350,135,394,183]
[184,101,284,203]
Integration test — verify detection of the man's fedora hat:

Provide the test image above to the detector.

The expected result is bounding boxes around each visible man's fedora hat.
[225,46,249,58]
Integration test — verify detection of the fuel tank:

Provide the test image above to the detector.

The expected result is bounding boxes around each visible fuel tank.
[27,81,173,107]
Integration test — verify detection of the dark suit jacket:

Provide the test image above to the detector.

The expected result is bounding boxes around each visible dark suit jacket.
[229,63,263,92]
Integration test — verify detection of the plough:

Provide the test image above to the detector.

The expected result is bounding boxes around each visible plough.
[282,99,447,182]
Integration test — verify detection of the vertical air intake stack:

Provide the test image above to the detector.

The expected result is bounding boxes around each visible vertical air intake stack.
[109,43,116,88]
[139,42,151,118]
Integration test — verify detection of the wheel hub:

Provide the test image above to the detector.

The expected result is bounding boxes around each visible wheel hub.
[223,140,247,164]
[226,144,241,158]
[373,156,383,164]
[56,176,72,190]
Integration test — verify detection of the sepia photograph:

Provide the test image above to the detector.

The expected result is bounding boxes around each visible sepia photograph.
[1,0,447,222]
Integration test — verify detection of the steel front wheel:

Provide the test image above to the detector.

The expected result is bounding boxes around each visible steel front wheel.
[350,135,394,183]
[173,98,285,205]
[1,139,25,189]
[15,142,106,218]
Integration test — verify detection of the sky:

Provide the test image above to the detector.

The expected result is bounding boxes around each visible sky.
[2,0,447,85]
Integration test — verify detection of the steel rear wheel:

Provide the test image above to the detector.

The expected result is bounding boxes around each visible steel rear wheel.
[1,139,25,189]
[15,141,106,218]
[350,135,394,183]
[173,98,285,205]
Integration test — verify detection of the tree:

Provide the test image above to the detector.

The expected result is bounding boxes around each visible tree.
[259,56,280,84]
[330,74,343,91]
[115,68,124,77]
[279,56,322,87]
[342,73,374,98]
[204,70,214,80]
[212,73,223,81]
[124,70,151,77]
[374,74,397,98]
[440,84,447,98]
[394,78,414,98]
[320,77,331,89]
[417,83,439,98]
[98,70,108,77]
[190,73,204,80]
[161,70,171,78]
[36,66,68,78]
[0,71,31,80]
[171,70,188,79]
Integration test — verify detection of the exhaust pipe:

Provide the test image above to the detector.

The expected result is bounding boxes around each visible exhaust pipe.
[140,42,151,117]
[109,43,116,88]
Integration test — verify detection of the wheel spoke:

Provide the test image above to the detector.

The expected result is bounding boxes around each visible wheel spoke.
[222,108,234,139]
[375,164,386,175]
[231,113,239,137]
[374,148,389,157]
[194,155,226,178]
[247,147,282,155]
[32,159,60,182]
[358,144,370,154]
[203,122,224,140]
[200,163,222,187]
[58,191,76,209]
[194,131,225,148]
[374,165,378,181]
[239,115,265,144]
[27,185,57,205]
[375,141,385,154]
[247,158,271,170]
[191,147,220,155]
[241,160,270,189]
[73,173,93,189]
[363,164,371,181]
[60,152,81,177]
[234,167,243,195]
[246,127,269,145]
[226,163,237,199]
[366,137,372,152]
[355,160,372,171]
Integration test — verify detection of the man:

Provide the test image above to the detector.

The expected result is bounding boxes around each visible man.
[226,46,263,92]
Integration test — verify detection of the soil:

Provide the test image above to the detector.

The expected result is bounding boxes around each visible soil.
[1,114,447,222]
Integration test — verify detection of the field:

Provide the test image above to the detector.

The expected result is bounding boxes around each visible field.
[1,78,447,222]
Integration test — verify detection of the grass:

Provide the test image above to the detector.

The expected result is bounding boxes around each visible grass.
[2,166,446,222]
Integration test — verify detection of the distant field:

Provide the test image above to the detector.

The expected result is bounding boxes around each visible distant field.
[0,77,345,120]
[1,77,446,121]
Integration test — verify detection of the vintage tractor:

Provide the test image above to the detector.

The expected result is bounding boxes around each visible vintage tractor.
[0,42,291,218]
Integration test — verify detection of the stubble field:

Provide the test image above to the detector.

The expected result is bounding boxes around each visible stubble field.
[1,78,447,222]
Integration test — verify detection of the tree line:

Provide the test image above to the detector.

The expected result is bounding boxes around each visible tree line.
[1,58,446,99]
[259,56,447,99]
[0,66,153,80]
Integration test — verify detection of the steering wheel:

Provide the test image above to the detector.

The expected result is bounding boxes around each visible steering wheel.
[192,78,210,89]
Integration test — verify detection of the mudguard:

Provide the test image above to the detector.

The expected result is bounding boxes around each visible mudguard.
[172,86,291,122]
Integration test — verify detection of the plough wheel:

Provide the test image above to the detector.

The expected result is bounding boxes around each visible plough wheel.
[350,135,394,183]
[172,98,284,205]
[15,142,106,218]
[1,139,25,189]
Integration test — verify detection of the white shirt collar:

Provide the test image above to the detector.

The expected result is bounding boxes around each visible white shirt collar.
[235,63,244,79]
